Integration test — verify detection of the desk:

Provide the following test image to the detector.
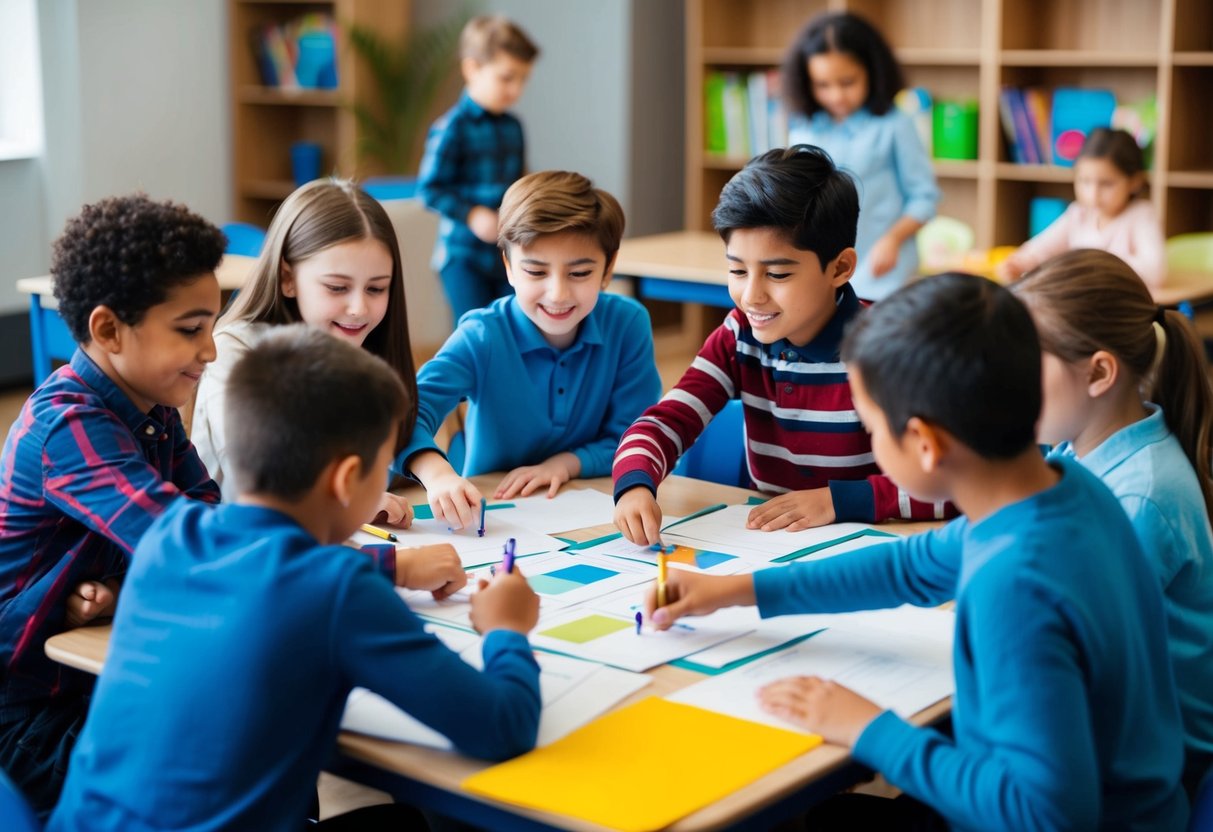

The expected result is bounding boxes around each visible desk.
[45,473,947,832]
[16,254,256,386]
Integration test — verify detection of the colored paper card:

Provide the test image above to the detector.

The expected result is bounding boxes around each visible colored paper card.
[540,614,632,644]
[411,502,512,522]
[462,697,821,832]
[664,506,890,563]
[572,535,745,575]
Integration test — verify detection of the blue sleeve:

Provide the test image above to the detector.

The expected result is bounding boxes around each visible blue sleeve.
[570,302,662,477]
[753,521,963,616]
[395,321,485,475]
[1122,495,1189,587]
[852,578,1101,830]
[418,115,474,224]
[891,113,940,224]
[335,567,541,761]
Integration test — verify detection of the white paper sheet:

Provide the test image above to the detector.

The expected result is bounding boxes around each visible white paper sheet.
[493,488,618,536]
[663,505,890,562]
[351,514,565,568]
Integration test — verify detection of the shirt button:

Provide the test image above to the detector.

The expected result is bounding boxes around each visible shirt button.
[144,425,155,436]
[786,351,798,361]
[784,385,794,394]
[558,388,565,394]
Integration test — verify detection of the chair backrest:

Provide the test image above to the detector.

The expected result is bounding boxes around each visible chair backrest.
[361,176,419,201]
[377,197,450,351]
[1191,768,1213,832]
[220,222,267,258]
[1166,233,1213,273]
[0,769,41,832]
[672,398,748,487]
[916,216,975,274]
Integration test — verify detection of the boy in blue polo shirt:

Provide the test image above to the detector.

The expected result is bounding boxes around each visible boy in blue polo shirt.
[402,170,661,530]
[0,194,224,818]
[50,326,542,832]
[419,14,539,321]
[645,274,1188,830]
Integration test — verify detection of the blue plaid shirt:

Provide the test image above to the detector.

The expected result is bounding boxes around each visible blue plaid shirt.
[0,349,219,717]
[418,90,525,276]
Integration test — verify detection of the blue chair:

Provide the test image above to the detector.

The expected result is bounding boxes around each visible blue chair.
[220,222,266,258]
[360,176,419,201]
[1192,769,1213,832]
[0,769,40,831]
[672,399,748,487]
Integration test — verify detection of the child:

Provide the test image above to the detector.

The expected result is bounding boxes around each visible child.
[0,194,225,817]
[645,274,1188,830]
[1014,248,1213,797]
[403,170,661,530]
[418,14,539,322]
[614,146,951,545]
[192,179,419,529]
[999,128,1166,287]
[49,326,541,831]
[783,12,939,301]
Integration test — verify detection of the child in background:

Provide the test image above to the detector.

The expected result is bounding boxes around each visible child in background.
[403,170,661,530]
[614,146,951,546]
[50,327,539,831]
[646,274,1188,831]
[419,14,539,322]
[1000,128,1166,286]
[783,12,939,301]
[1014,249,1213,797]
[193,179,420,530]
[0,195,224,817]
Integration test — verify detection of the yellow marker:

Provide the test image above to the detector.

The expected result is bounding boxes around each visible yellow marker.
[360,524,398,543]
[657,551,668,608]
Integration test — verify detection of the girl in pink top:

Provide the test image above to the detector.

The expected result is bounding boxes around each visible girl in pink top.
[1000,128,1165,288]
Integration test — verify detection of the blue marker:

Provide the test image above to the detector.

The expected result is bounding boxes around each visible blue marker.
[634,611,642,635]
[477,497,487,537]
[502,537,517,574]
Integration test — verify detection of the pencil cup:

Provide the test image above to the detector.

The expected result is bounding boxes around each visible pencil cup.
[289,141,323,187]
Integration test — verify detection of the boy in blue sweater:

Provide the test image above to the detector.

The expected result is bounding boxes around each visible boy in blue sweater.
[645,274,1188,830]
[49,326,542,832]
[402,170,661,530]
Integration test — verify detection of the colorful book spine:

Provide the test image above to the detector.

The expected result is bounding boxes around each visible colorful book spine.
[746,71,768,155]
[721,72,750,159]
[703,72,728,155]
[999,87,1025,164]
[1023,88,1052,165]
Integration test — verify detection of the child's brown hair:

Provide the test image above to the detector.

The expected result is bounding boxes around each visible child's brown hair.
[497,171,625,265]
[1014,249,1213,517]
[460,15,539,65]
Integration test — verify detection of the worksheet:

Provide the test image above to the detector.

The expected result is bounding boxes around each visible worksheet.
[664,505,894,562]
[351,514,565,567]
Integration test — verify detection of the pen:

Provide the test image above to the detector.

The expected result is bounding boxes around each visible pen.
[635,611,642,635]
[657,551,668,608]
[360,524,398,543]
[503,537,517,574]
[477,497,487,537]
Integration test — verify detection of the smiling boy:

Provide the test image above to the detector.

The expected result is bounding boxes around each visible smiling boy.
[401,170,661,529]
[0,194,224,817]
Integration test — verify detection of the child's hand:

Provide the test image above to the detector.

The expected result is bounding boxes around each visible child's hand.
[495,453,580,499]
[469,568,540,635]
[427,472,484,531]
[643,571,755,630]
[746,488,835,531]
[374,492,414,529]
[757,676,882,747]
[467,206,500,245]
[396,544,467,600]
[65,579,119,628]
[614,487,663,545]
[869,235,900,277]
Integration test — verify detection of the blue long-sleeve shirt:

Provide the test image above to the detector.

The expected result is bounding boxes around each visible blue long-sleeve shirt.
[49,501,541,832]
[1051,404,1213,762]
[398,293,662,478]
[789,108,939,301]
[753,458,1187,832]
[418,90,525,276]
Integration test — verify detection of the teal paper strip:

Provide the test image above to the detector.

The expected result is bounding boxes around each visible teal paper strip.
[770,528,900,564]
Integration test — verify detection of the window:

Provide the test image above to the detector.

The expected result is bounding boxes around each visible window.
[0,0,44,161]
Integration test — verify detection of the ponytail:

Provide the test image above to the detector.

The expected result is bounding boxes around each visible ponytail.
[1152,309,1213,518]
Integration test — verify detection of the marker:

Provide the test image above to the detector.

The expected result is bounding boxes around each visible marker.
[656,551,668,608]
[503,537,517,574]
[360,524,398,543]
[635,611,643,635]
[477,497,487,537]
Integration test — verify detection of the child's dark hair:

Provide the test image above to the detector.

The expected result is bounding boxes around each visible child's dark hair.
[1013,249,1213,517]
[782,12,904,119]
[712,145,858,269]
[225,325,408,500]
[52,194,226,343]
[1079,127,1147,178]
[842,273,1041,459]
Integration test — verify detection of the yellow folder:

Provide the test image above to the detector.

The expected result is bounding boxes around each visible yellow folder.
[462,697,822,831]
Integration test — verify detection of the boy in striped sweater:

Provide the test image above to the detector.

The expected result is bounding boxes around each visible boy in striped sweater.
[613,146,951,544]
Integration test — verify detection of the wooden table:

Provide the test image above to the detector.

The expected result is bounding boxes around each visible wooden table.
[45,473,947,832]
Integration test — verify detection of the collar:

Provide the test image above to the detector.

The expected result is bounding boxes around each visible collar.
[459,90,493,120]
[1072,404,1169,479]
[69,348,168,439]
[761,282,861,363]
[505,295,604,355]
[809,107,871,135]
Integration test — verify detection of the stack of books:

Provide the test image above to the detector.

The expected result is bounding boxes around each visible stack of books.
[253,13,338,90]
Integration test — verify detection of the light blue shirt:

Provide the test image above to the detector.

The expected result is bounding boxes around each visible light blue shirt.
[754,458,1187,831]
[789,108,939,300]
[399,293,662,478]
[1052,404,1213,758]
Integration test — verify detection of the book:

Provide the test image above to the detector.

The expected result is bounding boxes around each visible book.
[999,87,1025,164]
[721,72,751,158]
[703,71,728,155]
[747,71,768,155]
[1023,88,1052,165]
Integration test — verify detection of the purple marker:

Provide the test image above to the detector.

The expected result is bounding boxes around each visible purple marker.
[502,537,517,574]
[634,611,643,635]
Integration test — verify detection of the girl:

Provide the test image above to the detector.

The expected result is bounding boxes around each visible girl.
[193,179,418,525]
[1014,248,1213,798]
[1001,128,1166,286]
[783,11,939,301]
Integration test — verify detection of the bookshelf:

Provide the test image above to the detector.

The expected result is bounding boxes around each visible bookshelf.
[685,0,1213,250]
[229,0,409,225]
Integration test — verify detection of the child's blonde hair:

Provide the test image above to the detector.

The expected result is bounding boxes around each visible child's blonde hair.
[1013,249,1213,516]
[220,179,418,445]
[460,15,539,65]
[497,171,625,265]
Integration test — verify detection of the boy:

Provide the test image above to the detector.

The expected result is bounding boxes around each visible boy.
[645,275,1188,830]
[419,14,539,322]
[49,326,542,831]
[0,194,225,816]
[614,146,951,544]
[402,170,661,530]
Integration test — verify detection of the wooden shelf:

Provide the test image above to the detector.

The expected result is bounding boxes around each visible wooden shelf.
[241,179,297,200]
[703,155,746,171]
[934,161,981,179]
[237,85,341,106]
[1173,52,1213,66]
[995,164,1076,183]
[702,47,783,66]
[999,50,1159,67]
[1167,171,1213,189]
[896,48,982,67]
